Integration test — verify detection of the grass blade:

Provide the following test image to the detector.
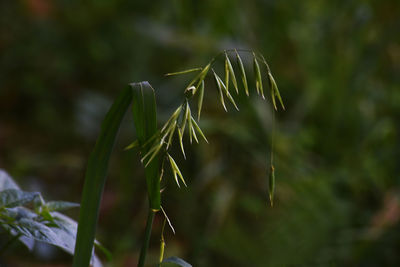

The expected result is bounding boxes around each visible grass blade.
[253,53,264,99]
[236,50,249,96]
[73,86,132,267]
[131,82,161,211]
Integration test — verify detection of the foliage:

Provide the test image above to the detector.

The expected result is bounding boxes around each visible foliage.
[0,170,101,266]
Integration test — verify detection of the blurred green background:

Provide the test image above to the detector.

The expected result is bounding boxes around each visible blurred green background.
[1,0,400,266]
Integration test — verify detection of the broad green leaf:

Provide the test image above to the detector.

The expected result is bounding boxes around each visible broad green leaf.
[213,70,227,112]
[191,117,208,143]
[235,50,249,96]
[131,82,161,211]
[253,53,264,99]
[162,256,192,267]
[73,86,132,267]
[197,80,204,120]
[225,52,238,94]
[0,189,39,208]
[45,201,80,212]
[165,68,202,76]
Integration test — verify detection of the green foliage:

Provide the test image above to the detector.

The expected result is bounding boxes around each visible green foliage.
[0,170,101,266]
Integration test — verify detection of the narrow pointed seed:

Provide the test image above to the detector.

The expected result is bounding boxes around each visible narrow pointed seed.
[166,121,177,149]
[187,63,211,89]
[191,124,199,143]
[141,140,161,162]
[216,74,239,111]
[177,127,186,159]
[165,67,202,76]
[268,72,285,110]
[226,52,238,94]
[161,206,175,234]
[253,53,264,99]
[268,165,275,207]
[236,50,249,96]
[161,106,182,132]
[143,141,163,167]
[124,140,139,150]
[181,103,188,134]
[186,103,193,143]
[191,117,208,143]
[224,52,230,93]
[197,80,204,120]
[168,154,187,187]
[213,70,227,112]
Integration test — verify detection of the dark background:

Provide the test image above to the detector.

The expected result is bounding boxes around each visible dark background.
[1,0,400,266]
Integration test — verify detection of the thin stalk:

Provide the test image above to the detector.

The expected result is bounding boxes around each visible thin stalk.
[138,209,156,267]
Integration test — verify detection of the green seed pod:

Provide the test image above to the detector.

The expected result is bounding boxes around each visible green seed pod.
[268,165,275,207]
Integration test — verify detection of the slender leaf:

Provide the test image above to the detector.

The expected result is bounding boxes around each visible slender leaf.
[131,82,161,211]
[73,86,132,267]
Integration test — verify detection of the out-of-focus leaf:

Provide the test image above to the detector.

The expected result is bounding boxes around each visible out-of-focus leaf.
[162,256,192,267]
[0,189,39,208]
[45,201,80,212]
[124,140,139,151]
[0,170,20,190]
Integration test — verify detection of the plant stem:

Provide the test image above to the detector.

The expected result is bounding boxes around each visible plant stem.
[138,209,156,267]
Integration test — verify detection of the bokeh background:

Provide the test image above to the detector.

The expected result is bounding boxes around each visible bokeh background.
[1,0,400,266]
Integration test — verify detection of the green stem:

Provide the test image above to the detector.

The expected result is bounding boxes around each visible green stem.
[138,209,156,267]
